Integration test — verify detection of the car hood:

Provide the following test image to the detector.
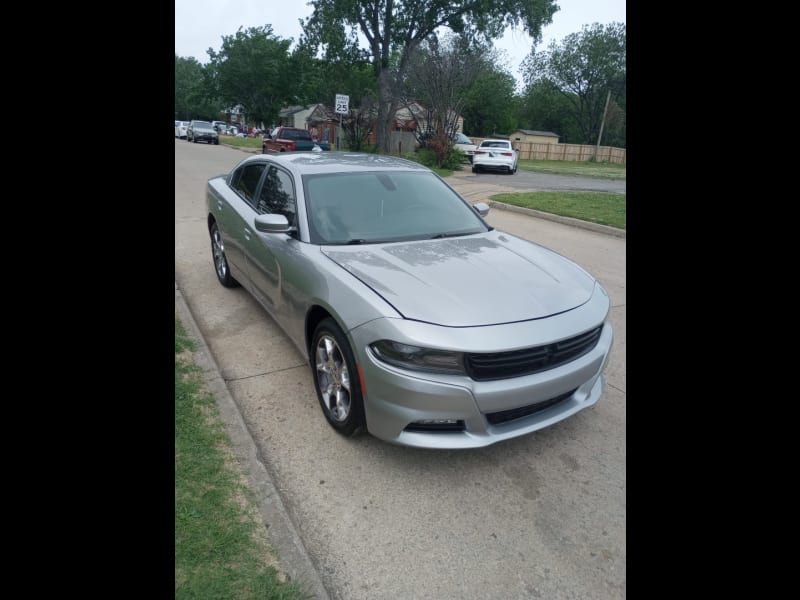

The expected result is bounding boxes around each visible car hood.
[322,232,595,327]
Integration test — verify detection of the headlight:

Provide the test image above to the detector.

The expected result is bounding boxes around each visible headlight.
[369,340,466,375]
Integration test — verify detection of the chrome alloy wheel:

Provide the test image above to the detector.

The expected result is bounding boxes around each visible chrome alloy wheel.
[212,227,227,280]
[315,335,352,422]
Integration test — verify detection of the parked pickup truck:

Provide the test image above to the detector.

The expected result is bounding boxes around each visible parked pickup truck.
[262,127,330,153]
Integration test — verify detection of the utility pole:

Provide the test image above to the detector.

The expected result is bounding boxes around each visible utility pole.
[595,89,612,160]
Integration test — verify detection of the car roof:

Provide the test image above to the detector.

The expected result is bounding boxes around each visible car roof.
[479,139,510,144]
[237,152,432,176]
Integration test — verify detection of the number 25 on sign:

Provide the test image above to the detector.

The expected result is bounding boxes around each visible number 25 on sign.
[335,94,349,114]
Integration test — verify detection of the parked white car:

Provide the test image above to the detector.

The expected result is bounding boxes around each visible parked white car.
[451,132,477,163]
[175,121,189,139]
[472,139,518,174]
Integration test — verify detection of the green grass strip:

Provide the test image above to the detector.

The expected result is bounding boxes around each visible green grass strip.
[489,191,626,230]
[175,318,304,600]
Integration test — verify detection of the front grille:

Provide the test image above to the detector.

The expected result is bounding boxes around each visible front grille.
[465,326,602,381]
[485,389,576,426]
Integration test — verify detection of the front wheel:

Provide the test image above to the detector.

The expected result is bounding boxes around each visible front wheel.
[311,318,366,437]
[210,222,239,288]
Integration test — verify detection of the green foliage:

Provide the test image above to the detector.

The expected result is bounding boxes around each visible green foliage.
[521,22,626,146]
[303,0,560,153]
[175,55,222,121]
[292,35,376,106]
[461,67,519,136]
[412,145,464,170]
[517,81,582,143]
[207,26,298,127]
[175,319,305,600]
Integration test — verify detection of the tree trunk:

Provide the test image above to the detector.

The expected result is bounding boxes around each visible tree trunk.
[376,68,394,153]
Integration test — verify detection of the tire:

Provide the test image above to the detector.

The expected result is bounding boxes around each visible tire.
[210,222,239,288]
[193,136,198,143]
[472,165,478,173]
[213,139,219,145]
[311,318,366,437]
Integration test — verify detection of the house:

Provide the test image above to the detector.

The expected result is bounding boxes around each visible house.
[508,129,560,144]
[395,101,465,134]
[278,103,338,142]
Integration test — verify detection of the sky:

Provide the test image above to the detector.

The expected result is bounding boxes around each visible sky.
[175,0,626,90]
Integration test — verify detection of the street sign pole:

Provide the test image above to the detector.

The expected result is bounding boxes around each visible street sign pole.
[335,93,349,151]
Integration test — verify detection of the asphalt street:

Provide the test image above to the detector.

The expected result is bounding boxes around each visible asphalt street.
[174,139,626,599]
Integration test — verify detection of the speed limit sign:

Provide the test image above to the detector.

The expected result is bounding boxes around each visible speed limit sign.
[335,94,349,114]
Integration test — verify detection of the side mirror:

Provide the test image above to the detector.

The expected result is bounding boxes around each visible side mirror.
[254,213,291,234]
[473,202,490,217]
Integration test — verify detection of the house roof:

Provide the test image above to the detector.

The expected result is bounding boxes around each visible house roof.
[513,129,560,138]
[278,105,308,117]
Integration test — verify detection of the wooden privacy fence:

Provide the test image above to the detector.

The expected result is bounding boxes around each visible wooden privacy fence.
[471,139,626,164]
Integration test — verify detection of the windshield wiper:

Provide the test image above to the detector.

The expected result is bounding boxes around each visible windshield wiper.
[429,232,471,239]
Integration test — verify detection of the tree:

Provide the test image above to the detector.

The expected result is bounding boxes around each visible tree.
[521,22,626,146]
[517,81,581,142]
[461,64,519,137]
[290,40,377,109]
[400,34,484,165]
[175,55,220,121]
[303,0,559,154]
[206,26,298,127]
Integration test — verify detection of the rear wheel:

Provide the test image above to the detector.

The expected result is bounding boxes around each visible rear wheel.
[210,222,239,288]
[311,318,366,437]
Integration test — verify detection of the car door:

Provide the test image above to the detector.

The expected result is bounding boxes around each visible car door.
[244,164,298,314]
[211,161,267,287]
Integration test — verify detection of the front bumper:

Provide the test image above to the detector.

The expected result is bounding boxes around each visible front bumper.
[348,290,613,449]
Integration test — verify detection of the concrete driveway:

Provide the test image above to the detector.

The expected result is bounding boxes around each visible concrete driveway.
[175,140,626,599]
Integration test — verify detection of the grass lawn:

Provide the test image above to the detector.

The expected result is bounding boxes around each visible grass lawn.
[516,159,626,180]
[218,135,263,150]
[489,191,626,230]
[175,318,304,600]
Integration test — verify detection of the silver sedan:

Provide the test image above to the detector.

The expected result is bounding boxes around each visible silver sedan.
[206,153,613,449]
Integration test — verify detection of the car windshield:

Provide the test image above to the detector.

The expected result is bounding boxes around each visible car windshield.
[453,133,472,144]
[303,171,489,245]
[194,121,212,128]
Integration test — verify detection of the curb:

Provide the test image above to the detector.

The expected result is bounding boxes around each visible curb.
[175,282,331,600]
